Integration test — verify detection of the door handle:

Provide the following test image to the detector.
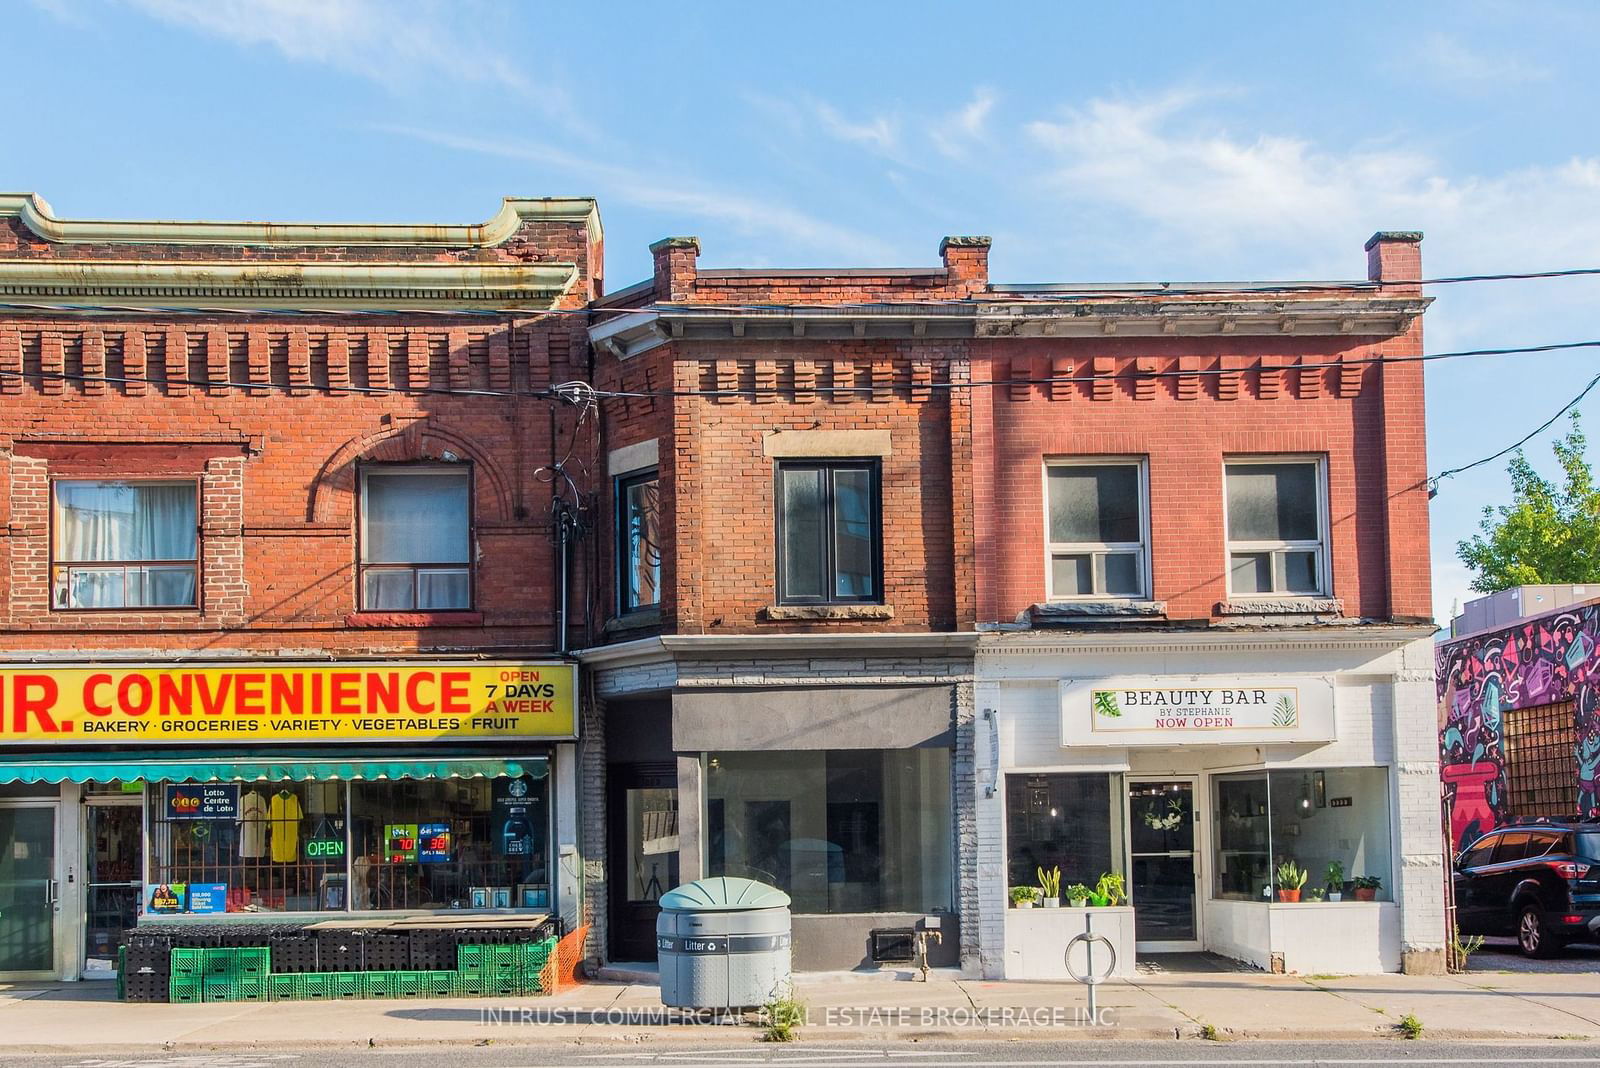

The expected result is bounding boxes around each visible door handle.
[45,879,57,904]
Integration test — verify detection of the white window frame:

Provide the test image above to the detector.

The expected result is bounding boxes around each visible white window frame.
[1221,455,1330,598]
[1042,457,1151,601]
[357,463,473,612]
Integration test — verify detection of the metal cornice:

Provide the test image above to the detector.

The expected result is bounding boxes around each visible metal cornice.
[0,259,579,312]
[0,194,601,249]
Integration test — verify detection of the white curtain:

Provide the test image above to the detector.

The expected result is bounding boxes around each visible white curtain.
[55,482,197,607]
[364,471,469,564]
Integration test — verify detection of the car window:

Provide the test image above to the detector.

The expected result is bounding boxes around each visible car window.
[1493,830,1532,863]
[1527,831,1562,858]
[1578,832,1600,862]
[1460,834,1499,868]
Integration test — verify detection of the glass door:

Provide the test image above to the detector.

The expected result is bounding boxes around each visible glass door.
[0,803,59,979]
[1129,779,1200,951]
[84,801,143,978]
[607,764,679,962]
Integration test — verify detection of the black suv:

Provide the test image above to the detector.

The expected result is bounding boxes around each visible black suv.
[1454,819,1600,957]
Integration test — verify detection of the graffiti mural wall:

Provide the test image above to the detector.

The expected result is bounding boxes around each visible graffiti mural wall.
[1437,603,1600,853]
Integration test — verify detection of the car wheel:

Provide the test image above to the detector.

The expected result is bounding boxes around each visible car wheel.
[1517,903,1559,959]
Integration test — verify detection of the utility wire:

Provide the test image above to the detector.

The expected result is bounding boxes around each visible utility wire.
[1428,372,1600,496]
[4,340,1600,401]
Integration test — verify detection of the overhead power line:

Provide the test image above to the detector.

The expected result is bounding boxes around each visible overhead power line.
[1428,372,1600,496]
[3,340,1600,402]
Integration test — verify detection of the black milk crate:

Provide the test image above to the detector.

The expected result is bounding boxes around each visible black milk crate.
[408,929,458,971]
[364,930,410,971]
[123,972,171,1003]
[316,929,365,972]
[267,930,319,973]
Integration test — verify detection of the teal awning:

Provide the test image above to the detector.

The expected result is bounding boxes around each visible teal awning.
[0,752,547,784]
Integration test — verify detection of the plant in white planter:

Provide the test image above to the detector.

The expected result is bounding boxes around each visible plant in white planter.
[1010,885,1040,909]
[1325,860,1344,902]
[1037,865,1062,908]
[1065,883,1090,908]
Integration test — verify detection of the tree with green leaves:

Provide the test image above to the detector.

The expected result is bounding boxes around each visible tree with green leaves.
[1458,414,1600,593]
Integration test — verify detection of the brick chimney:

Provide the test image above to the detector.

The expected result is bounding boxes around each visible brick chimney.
[1365,231,1423,292]
[940,235,991,294]
[650,236,700,302]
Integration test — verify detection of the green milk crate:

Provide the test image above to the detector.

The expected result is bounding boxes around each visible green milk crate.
[393,971,428,998]
[423,971,456,998]
[170,948,206,979]
[234,947,271,977]
[202,949,236,977]
[362,972,398,999]
[116,946,126,1002]
[201,977,236,1002]
[169,974,202,1004]
[296,972,335,1000]
[452,972,486,997]
[331,972,364,999]
[268,973,299,1001]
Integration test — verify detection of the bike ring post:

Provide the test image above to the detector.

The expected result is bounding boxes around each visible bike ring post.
[1065,910,1117,1025]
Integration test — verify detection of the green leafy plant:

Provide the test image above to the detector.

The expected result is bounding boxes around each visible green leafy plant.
[1276,860,1308,891]
[1306,887,1325,902]
[761,988,807,1043]
[1009,885,1040,906]
[1094,871,1126,906]
[1272,695,1297,727]
[1448,924,1486,973]
[1325,860,1344,890]
[1199,1023,1219,1041]
[1092,690,1122,718]
[1354,875,1382,890]
[1397,1013,1423,1040]
[1037,865,1061,900]
[1064,882,1090,904]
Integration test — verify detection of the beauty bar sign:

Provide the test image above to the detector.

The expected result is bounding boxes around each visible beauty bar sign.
[1060,676,1336,747]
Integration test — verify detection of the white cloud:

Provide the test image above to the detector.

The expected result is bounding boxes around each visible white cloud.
[378,125,901,263]
[98,0,577,124]
[811,101,899,156]
[931,87,997,158]
[1416,32,1551,90]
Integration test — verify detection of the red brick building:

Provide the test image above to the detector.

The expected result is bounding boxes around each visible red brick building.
[582,231,1446,975]
[0,194,599,980]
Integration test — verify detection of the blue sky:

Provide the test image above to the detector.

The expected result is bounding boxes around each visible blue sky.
[9,0,1600,623]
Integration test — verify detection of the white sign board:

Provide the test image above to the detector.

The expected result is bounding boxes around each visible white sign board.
[1060,676,1337,748]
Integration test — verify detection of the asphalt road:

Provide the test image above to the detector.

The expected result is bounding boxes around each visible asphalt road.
[1469,937,1600,973]
[4,1042,1600,1068]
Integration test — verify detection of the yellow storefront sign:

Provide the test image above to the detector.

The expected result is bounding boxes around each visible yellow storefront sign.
[0,662,576,744]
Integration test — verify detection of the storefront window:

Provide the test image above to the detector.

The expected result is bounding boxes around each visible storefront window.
[144,773,550,914]
[350,775,548,910]
[1213,768,1392,901]
[706,749,951,914]
[1005,773,1125,893]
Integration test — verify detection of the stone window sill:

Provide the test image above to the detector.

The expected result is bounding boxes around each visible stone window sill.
[1215,597,1343,617]
[1029,599,1167,625]
[604,606,662,635]
[345,611,485,628]
[763,604,895,622]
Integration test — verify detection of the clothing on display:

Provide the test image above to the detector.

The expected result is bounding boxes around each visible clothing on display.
[239,789,268,859]
[268,789,303,863]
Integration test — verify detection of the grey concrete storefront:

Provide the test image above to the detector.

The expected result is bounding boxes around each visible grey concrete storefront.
[577,634,978,973]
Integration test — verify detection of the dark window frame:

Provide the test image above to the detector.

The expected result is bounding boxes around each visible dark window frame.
[49,477,203,612]
[773,458,884,606]
[356,462,475,613]
[615,468,662,614]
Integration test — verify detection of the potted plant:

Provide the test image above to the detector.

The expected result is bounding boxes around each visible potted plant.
[1010,885,1041,909]
[1092,872,1126,906]
[1352,875,1381,902]
[1037,866,1062,908]
[1325,861,1344,902]
[1307,887,1325,902]
[1065,883,1090,908]
[1276,860,1308,902]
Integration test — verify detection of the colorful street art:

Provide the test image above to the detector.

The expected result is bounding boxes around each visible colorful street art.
[1437,603,1600,853]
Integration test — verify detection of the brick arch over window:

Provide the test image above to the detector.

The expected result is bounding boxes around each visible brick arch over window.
[308,420,515,524]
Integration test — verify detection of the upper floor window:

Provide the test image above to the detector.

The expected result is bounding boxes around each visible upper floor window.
[618,469,661,612]
[1045,460,1147,599]
[1224,458,1328,597]
[775,460,881,604]
[359,466,471,611]
[52,480,199,609]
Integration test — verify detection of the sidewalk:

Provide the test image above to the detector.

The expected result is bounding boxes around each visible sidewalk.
[3,965,1600,1051]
